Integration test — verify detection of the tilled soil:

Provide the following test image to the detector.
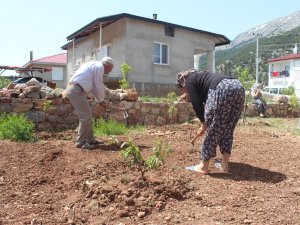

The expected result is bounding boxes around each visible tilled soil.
[0,121,300,225]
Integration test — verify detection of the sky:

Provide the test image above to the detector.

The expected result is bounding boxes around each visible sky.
[1,0,300,75]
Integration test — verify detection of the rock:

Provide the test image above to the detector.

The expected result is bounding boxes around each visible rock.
[273,95,289,103]
[117,209,129,218]
[40,86,56,99]
[137,211,146,218]
[0,103,12,113]
[11,102,33,113]
[125,89,139,101]
[26,78,42,88]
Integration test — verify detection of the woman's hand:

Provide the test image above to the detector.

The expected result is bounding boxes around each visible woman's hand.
[197,123,207,136]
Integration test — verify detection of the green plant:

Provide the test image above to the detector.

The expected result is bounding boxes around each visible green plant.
[0,113,35,142]
[120,63,132,90]
[139,95,164,102]
[0,76,12,89]
[108,135,119,145]
[93,118,128,136]
[164,92,179,123]
[146,140,172,169]
[42,100,54,111]
[93,118,144,136]
[281,85,295,95]
[289,94,299,117]
[120,176,130,184]
[121,139,171,180]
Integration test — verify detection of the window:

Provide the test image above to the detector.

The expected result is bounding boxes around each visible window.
[165,25,174,37]
[52,67,63,81]
[153,42,169,65]
[270,88,279,94]
[101,45,110,58]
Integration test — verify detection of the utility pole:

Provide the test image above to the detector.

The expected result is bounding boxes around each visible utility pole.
[255,36,259,84]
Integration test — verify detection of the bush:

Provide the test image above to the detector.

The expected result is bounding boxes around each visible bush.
[0,76,12,89]
[0,114,35,142]
[281,85,295,95]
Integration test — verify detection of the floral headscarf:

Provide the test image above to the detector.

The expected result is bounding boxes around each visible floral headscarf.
[176,68,197,88]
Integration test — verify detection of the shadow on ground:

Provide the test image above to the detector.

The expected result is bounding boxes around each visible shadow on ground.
[209,162,287,183]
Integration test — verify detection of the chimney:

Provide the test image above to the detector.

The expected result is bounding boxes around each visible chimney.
[30,51,33,61]
[153,13,157,20]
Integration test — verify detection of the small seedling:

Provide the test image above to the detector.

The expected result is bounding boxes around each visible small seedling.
[121,176,130,184]
[108,135,119,145]
[121,139,172,180]
[164,92,179,124]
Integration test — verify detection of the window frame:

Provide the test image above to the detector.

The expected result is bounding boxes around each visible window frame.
[153,42,169,65]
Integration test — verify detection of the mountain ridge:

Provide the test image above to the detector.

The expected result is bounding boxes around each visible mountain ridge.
[228,10,300,48]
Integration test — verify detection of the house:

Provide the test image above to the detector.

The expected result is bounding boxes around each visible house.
[21,52,67,89]
[61,13,230,96]
[267,53,300,97]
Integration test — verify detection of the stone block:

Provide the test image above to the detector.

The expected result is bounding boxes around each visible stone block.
[11,102,33,113]
[0,103,12,113]
[24,110,46,122]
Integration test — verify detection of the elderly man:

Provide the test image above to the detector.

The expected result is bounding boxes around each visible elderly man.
[66,57,114,149]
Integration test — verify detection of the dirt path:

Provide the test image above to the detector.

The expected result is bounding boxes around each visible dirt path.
[0,121,300,224]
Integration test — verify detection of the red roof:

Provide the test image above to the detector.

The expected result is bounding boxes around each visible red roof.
[267,53,300,63]
[32,53,67,64]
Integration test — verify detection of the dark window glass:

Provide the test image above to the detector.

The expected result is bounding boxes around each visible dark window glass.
[165,25,174,37]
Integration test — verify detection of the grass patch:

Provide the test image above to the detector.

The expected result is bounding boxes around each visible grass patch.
[93,118,145,136]
[0,113,35,142]
[139,95,165,103]
[239,117,300,136]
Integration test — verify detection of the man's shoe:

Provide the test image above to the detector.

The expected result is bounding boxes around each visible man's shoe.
[90,139,104,145]
[81,143,95,150]
[75,142,84,148]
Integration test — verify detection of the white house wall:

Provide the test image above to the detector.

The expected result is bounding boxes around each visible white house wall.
[268,58,300,97]
[269,60,291,87]
[66,21,127,80]
[124,18,215,84]
[66,17,218,91]
[21,64,67,89]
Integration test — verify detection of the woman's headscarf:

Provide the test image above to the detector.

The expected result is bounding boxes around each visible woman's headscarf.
[176,68,197,88]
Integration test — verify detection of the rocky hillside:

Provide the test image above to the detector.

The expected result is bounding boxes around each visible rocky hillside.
[204,10,300,84]
[230,10,300,47]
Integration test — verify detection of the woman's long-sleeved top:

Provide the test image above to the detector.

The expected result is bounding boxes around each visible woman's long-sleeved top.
[186,71,235,123]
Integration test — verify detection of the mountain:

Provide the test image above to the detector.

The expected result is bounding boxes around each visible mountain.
[201,10,300,85]
[230,10,300,47]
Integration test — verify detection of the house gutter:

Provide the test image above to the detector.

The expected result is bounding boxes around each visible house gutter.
[72,40,75,62]
[99,21,102,59]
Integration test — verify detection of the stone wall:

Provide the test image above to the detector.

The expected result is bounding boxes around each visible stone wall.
[2,80,299,131]
[0,96,196,131]
[1,95,299,131]
[245,103,300,118]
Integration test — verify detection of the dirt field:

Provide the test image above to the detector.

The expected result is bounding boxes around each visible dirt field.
[0,118,300,225]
